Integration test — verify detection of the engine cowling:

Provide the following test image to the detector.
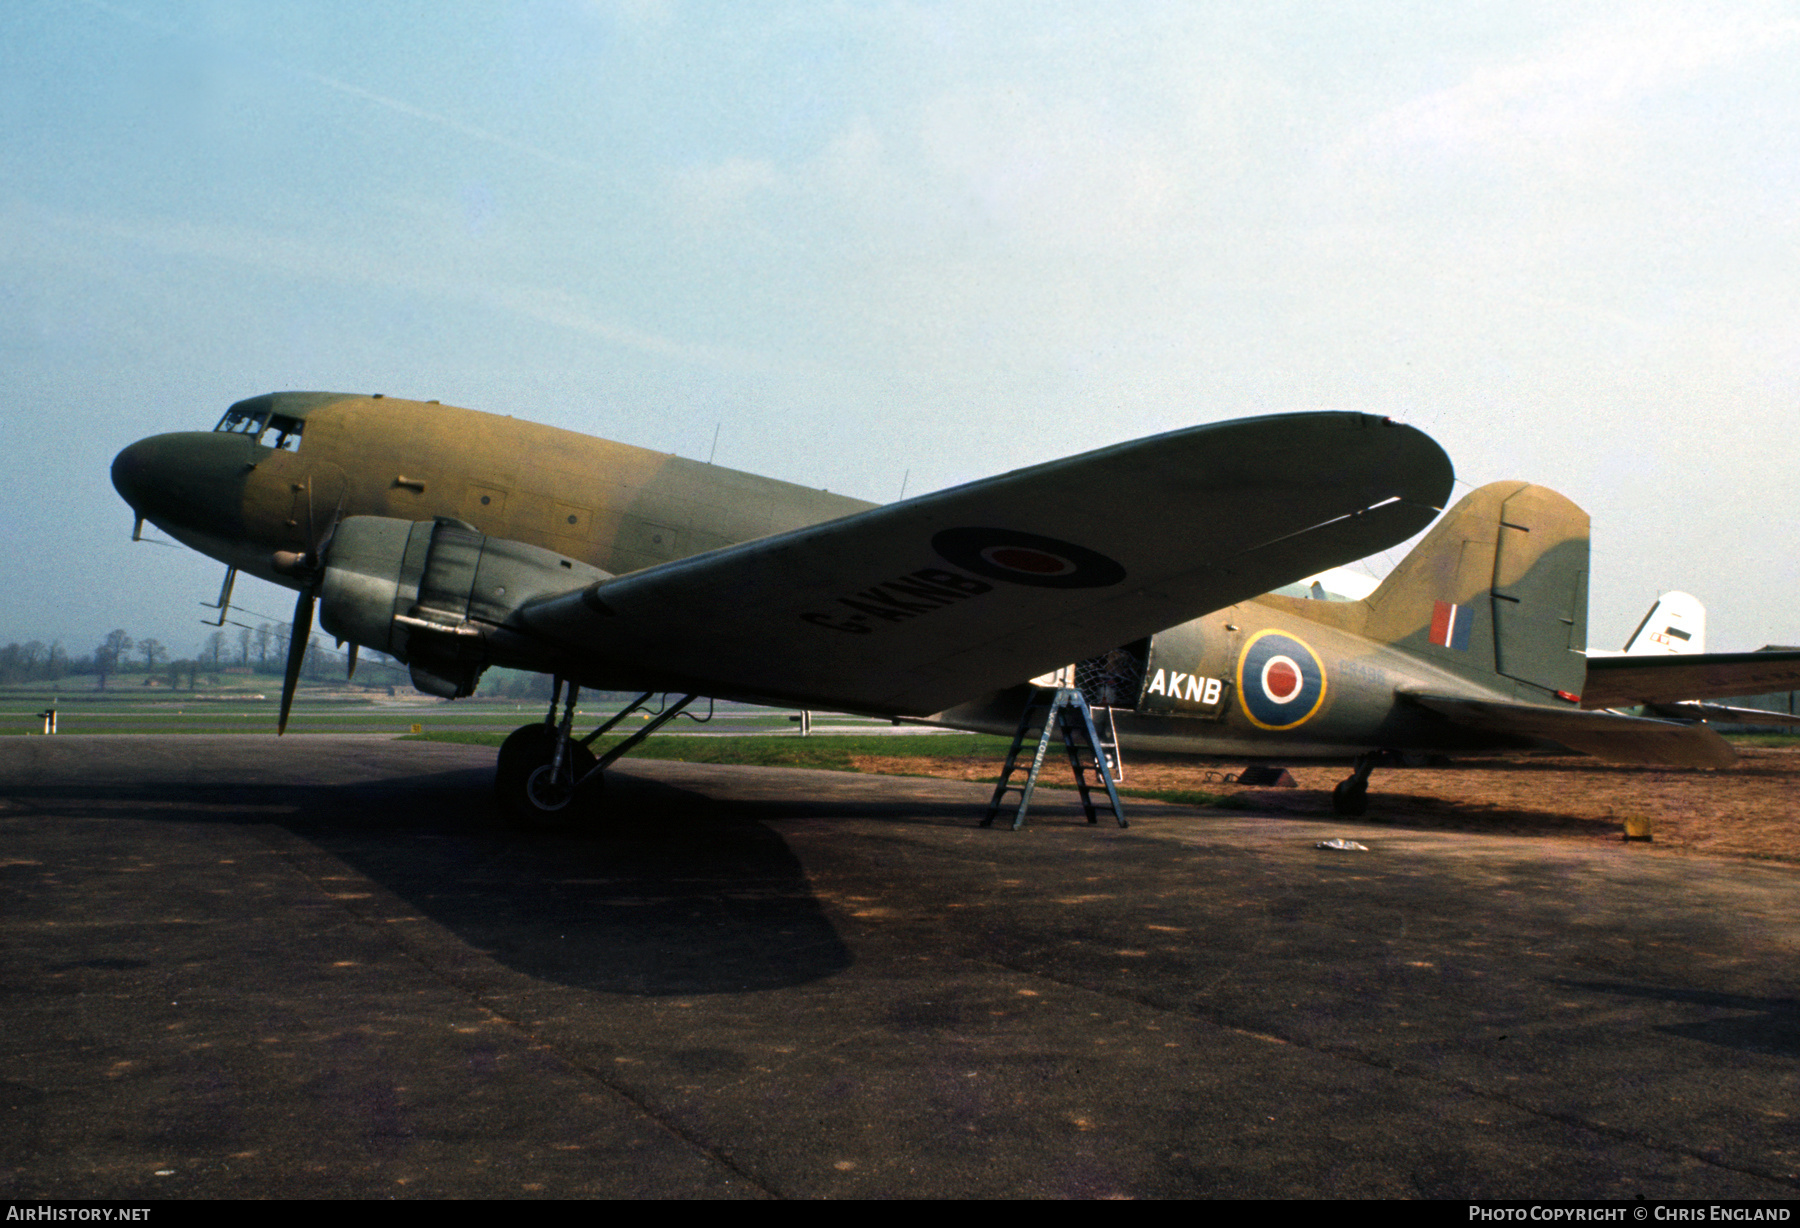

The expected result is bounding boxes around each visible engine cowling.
[315,516,610,698]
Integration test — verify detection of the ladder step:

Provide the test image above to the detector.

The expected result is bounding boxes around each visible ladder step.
[982,686,1126,830]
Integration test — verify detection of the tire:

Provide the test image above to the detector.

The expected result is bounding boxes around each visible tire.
[1332,777,1369,817]
[495,724,555,801]
[496,724,598,827]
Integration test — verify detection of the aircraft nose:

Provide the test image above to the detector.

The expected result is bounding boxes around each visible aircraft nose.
[109,437,158,512]
[110,431,252,535]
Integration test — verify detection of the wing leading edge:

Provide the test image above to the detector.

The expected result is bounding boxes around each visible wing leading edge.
[519,412,1453,713]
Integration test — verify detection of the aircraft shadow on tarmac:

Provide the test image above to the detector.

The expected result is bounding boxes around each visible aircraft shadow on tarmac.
[1567,980,1800,1058]
[14,765,855,998]
[1254,795,1629,840]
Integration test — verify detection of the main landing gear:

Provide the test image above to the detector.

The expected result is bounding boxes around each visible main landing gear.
[496,680,697,826]
[1331,752,1378,817]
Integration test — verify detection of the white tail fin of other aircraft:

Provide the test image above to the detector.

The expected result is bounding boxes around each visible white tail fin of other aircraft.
[1619,591,1705,655]
[1585,591,1705,659]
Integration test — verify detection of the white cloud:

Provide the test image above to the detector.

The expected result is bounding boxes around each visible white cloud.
[15,203,739,372]
[915,86,1180,253]
[1342,5,1800,167]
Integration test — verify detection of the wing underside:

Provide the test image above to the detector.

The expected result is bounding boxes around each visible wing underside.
[519,412,1455,714]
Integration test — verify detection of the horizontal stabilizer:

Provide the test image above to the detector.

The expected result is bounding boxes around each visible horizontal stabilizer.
[1645,700,1800,727]
[1402,692,1737,769]
[520,413,1453,714]
[1582,651,1800,708]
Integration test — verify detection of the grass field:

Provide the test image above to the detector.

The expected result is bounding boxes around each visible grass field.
[0,688,901,737]
[8,684,1797,815]
[11,685,1797,747]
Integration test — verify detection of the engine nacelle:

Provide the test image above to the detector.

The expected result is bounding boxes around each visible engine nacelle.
[316,516,611,698]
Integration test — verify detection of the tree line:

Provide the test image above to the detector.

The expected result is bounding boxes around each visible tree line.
[0,624,411,689]
[3,628,557,698]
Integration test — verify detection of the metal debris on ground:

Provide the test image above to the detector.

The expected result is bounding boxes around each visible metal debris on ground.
[1315,838,1369,851]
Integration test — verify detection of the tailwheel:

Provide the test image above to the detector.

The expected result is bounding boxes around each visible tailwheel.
[1331,777,1369,816]
[1331,752,1377,817]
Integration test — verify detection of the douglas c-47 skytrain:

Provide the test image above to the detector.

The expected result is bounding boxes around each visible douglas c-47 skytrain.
[111,392,1800,820]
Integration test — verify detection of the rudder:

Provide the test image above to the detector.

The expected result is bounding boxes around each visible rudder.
[1362,482,1589,695]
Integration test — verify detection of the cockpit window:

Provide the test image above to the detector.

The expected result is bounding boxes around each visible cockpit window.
[262,413,304,450]
[213,406,304,451]
[214,405,267,435]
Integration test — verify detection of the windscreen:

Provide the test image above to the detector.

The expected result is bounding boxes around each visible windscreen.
[213,405,304,451]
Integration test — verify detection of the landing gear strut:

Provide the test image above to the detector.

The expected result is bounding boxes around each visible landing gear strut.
[1332,752,1378,817]
[497,681,697,826]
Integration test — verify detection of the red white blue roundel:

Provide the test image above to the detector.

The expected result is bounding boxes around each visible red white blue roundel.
[1236,630,1327,730]
[931,527,1126,589]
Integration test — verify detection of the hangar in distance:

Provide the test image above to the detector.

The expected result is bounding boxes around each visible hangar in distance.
[110,393,1800,819]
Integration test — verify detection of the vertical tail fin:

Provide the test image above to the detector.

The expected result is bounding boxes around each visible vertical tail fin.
[1361,481,1590,695]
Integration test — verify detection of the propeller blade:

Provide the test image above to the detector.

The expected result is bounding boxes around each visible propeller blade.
[346,643,359,681]
[278,588,314,735]
[278,478,345,732]
[303,476,317,556]
[315,490,346,559]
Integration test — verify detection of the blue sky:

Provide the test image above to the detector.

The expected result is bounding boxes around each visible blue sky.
[5,0,1799,660]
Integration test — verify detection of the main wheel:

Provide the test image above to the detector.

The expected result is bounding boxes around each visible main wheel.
[495,724,555,801]
[496,724,598,827]
[1331,777,1369,817]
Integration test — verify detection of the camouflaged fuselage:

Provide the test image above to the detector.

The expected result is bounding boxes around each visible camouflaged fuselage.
[112,392,875,589]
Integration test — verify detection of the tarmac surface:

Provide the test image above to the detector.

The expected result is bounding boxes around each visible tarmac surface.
[2,735,1798,1199]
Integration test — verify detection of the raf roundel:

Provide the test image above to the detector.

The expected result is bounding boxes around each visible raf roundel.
[1236,630,1327,730]
[931,527,1127,589]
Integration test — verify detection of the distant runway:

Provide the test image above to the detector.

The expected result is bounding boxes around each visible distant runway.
[3,736,1797,1198]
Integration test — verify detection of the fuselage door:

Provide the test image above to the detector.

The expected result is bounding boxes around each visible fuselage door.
[1076,639,1149,710]
[1138,617,1233,720]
